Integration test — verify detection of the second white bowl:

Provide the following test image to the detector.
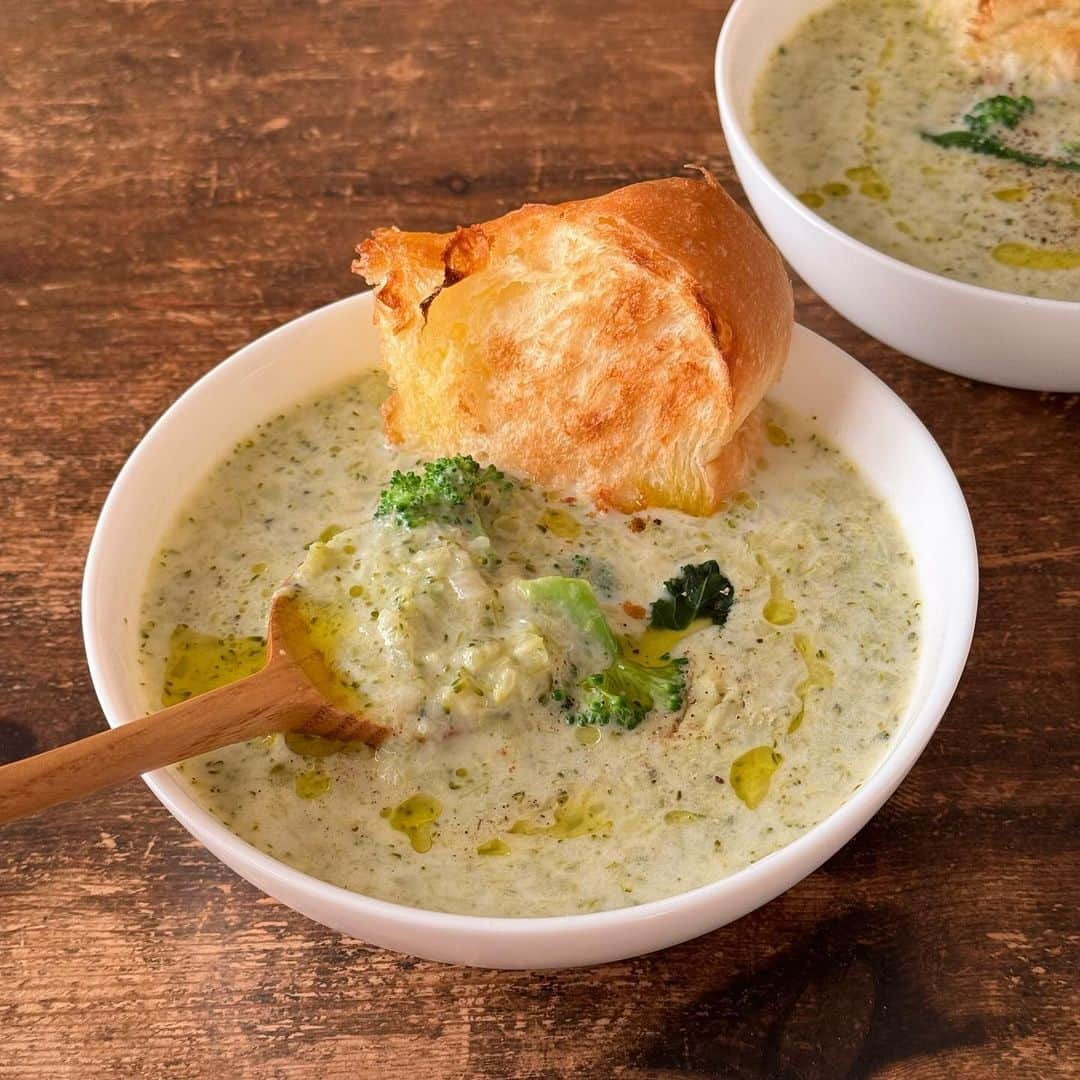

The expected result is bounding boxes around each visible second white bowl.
[716,0,1080,393]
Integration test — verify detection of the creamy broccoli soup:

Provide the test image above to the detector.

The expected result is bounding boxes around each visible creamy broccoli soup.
[752,0,1080,300]
[138,372,920,917]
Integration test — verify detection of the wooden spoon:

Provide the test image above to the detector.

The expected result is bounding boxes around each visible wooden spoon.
[0,590,388,825]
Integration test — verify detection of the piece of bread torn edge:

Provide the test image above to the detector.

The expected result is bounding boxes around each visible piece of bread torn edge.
[353,170,794,517]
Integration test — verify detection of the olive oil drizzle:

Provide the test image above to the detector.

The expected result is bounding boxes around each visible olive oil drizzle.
[384,793,442,853]
[730,746,783,809]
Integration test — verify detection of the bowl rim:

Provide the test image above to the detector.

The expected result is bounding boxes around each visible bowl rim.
[81,293,979,942]
[715,0,1080,312]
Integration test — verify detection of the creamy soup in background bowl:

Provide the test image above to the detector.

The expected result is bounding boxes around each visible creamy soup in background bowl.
[83,292,977,968]
[716,0,1080,392]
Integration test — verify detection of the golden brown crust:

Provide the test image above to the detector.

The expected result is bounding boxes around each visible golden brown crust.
[922,0,1080,83]
[353,174,793,516]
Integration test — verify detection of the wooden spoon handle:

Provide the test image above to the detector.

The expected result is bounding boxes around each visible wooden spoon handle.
[0,660,316,825]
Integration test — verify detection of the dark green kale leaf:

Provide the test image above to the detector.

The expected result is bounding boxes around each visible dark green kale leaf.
[649,560,735,631]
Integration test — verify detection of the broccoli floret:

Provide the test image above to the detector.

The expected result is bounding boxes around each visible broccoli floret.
[518,576,686,730]
[963,94,1033,134]
[376,456,512,529]
[574,655,687,730]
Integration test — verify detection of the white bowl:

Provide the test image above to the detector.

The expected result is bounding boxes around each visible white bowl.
[82,292,977,968]
[716,0,1080,393]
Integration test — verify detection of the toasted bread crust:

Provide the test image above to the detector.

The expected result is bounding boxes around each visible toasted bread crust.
[354,175,793,515]
[922,0,1080,83]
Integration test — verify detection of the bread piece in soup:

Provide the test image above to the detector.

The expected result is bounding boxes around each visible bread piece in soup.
[354,175,793,516]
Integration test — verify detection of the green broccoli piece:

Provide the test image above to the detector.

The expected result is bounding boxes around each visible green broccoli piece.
[375,455,512,529]
[574,655,687,730]
[963,94,1033,134]
[518,576,686,730]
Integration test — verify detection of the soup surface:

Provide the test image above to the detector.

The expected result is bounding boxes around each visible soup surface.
[752,0,1080,300]
[138,372,920,917]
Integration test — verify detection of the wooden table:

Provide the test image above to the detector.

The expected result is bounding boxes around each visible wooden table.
[2,1,1076,1075]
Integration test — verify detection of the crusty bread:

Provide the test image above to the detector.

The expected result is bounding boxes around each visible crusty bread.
[353,174,793,516]
[922,0,1080,84]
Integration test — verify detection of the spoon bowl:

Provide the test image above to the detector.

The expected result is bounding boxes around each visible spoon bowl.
[0,588,387,825]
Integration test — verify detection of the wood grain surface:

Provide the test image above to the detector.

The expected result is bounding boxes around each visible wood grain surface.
[1,1,1076,1076]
